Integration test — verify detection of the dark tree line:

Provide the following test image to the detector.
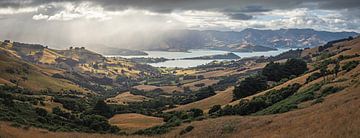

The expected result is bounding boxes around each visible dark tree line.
[233,59,307,100]
[262,58,308,82]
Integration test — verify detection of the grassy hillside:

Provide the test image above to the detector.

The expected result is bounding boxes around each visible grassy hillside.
[0,47,89,93]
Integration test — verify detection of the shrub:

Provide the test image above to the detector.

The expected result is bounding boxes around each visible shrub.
[188,108,203,118]
[312,98,324,105]
[221,124,236,134]
[342,61,359,72]
[306,72,322,83]
[35,108,48,117]
[195,86,215,101]
[194,83,205,87]
[208,105,222,115]
[320,86,342,97]
[228,84,301,116]
[180,126,194,135]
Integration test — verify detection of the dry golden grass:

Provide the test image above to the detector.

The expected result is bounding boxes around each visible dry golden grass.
[108,113,164,133]
[0,51,89,94]
[0,122,149,138]
[175,69,197,75]
[166,87,234,112]
[158,85,183,93]
[106,92,150,105]
[39,49,62,64]
[182,79,219,91]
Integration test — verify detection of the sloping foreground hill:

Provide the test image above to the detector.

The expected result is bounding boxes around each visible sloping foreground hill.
[165,65,360,137]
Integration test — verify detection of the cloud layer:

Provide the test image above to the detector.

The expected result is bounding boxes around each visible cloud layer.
[0,0,359,48]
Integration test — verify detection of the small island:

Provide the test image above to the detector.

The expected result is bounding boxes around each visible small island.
[130,57,171,63]
[98,47,149,56]
[183,52,240,60]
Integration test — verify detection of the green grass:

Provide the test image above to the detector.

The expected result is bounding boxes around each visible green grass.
[254,83,322,115]
[254,82,345,115]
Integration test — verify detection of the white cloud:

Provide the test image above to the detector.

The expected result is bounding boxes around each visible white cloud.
[32,13,49,20]
[0,7,37,15]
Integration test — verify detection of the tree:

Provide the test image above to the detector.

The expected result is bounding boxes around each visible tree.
[262,61,284,82]
[334,62,340,77]
[35,108,48,117]
[92,100,111,117]
[233,75,268,100]
[195,86,215,100]
[320,65,328,82]
[262,59,307,82]
[188,108,203,118]
[208,105,221,115]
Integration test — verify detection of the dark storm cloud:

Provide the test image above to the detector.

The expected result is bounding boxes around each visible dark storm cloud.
[227,13,253,20]
[238,6,272,13]
[0,0,359,12]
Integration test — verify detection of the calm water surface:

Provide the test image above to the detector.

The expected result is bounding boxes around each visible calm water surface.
[106,49,292,68]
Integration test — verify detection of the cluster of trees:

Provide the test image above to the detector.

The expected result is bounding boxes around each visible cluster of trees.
[0,86,120,133]
[233,58,307,100]
[233,75,267,99]
[173,86,216,105]
[130,88,167,98]
[306,57,358,84]
[53,97,86,112]
[262,58,308,82]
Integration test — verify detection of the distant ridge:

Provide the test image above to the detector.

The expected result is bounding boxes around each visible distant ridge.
[144,28,358,51]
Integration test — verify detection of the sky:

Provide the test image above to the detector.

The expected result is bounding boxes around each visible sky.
[0,0,359,49]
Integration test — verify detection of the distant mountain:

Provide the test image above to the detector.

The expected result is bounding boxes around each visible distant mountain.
[146,28,358,51]
[218,44,277,52]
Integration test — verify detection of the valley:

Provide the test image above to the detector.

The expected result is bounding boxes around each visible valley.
[0,35,359,137]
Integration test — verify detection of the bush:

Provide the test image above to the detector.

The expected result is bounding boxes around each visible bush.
[35,108,48,117]
[227,84,301,116]
[255,83,321,115]
[312,98,324,105]
[195,86,215,101]
[188,108,203,118]
[194,83,205,87]
[180,126,194,135]
[321,86,342,97]
[53,97,85,112]
[342,61,359,72]
[306,72,322,83]
[208,105,222,115]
